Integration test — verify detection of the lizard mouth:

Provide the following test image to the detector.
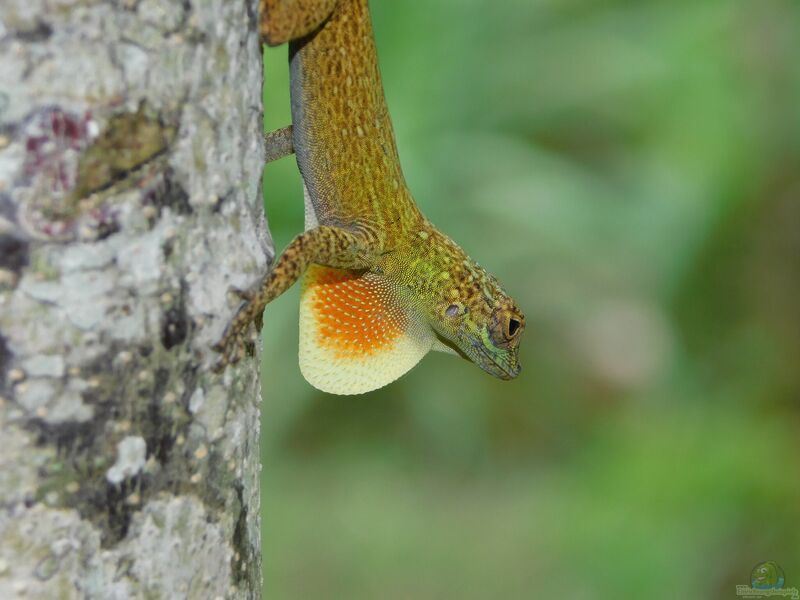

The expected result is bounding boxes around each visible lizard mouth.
[470,338,521,381]
[434,332,521,380]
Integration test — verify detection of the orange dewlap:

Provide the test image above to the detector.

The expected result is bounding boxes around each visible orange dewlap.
[299,264,435,394]
[307,265,407,360]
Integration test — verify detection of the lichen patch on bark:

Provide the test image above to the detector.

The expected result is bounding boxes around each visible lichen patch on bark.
[0,0,266,597]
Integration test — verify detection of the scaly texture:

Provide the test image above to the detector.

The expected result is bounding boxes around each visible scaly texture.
[216,0,525,393]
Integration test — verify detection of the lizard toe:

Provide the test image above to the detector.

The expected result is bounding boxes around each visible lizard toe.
[230,286,255,302]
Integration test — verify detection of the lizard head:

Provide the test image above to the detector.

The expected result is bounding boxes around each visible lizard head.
[422,250,525,381]
[433,285,525,380]
[370,225,524,384]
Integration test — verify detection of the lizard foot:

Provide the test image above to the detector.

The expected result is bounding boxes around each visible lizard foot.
[211,291,263,373]
[231,286,255,302]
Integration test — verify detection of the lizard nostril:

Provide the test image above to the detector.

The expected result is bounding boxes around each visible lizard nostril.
[508,318,521,337]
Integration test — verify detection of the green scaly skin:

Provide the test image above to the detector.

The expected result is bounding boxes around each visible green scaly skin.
[214,0,525,380]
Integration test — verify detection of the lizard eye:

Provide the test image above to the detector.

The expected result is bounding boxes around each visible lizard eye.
[445,304,460,318]
[490,310,525,346]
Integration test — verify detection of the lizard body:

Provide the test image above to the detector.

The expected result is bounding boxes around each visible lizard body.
[214,0,525,394]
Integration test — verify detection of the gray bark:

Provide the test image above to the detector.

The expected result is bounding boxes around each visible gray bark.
[0,0,268,598]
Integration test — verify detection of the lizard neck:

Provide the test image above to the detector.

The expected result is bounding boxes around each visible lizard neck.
[289,0,420,236]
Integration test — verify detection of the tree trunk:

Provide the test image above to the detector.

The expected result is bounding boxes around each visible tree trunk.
[0,0,267,598]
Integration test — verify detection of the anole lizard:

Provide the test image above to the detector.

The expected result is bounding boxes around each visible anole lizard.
[214,0,525,394]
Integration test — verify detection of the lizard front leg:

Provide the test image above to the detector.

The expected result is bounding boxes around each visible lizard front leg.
[213,225,374,371]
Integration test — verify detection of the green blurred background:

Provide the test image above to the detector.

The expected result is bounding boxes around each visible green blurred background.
[258,0,800,597]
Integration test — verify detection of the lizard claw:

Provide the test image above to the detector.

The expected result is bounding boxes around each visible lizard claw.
[211,326,251,373]
[230,286,255,302]
[211,294,263,373]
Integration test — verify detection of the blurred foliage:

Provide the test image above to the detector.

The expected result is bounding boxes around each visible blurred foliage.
[259,0,800,597]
